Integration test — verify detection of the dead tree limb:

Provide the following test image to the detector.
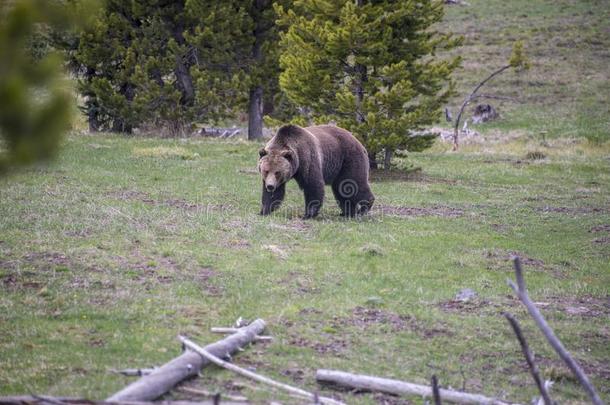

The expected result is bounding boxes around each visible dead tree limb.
[0,396,245,405]
[107,319,266,402]
[316,369,518,405]
[508,257,603,405]
[452,65,510,151]
[503,312,554,405]
[431,375,442,405]
[179,336,345,405]
[110,368,156,377]
[210,328,273,341]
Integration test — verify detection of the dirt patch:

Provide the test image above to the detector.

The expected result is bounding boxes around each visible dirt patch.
[535,295,610,318]
[195,266,223,297]
[370,169,456,184]
[374,204,463,218]
[333,306,452,338]
[439,298,494,314]
[590,224,610,233]
[280,367,307,383]
[484,249,545,271]
[592,236,610,245]
[268,220,312,233]
[536,206,609,215]
[287,335,349,356]
[23,251,71,269]
[107,189,222,212]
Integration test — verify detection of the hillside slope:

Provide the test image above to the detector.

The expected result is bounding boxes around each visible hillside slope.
[441,0,609,142]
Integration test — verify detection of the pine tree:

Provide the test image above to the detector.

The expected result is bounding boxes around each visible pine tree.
[277,0,461,168]
[74,0,249,134]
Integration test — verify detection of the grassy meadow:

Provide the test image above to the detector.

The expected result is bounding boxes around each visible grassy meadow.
[1,134,609,403]
[1,0,610,403]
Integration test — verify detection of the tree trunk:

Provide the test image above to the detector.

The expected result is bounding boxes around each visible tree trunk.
[87,99,99,133]
[84,67,99,132]
[248,0,267,140]
[174,55,195,106]
[368,151,378,170]
[171,12,195,107]
[248,86,264,140]
[383,148,393,171]
[112,82,134,134]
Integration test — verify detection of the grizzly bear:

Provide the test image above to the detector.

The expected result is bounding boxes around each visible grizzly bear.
[257,124,374,219]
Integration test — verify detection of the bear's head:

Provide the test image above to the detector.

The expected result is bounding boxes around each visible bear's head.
[258,148,296,192]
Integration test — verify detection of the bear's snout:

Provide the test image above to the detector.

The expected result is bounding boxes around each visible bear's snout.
[266,184,276,192]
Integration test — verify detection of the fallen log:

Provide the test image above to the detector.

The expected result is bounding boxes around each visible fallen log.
[107,319,266,402]
[179,336,345,405]
[210,327,273,341]
[0,396,245,405]
[316,370,518,405]
[110,368,156,377]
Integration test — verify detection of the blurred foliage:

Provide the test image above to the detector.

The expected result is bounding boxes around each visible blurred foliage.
[0,0,97,175]
[0,0,70,174]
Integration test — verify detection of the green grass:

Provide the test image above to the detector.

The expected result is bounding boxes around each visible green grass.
[1,134,608,403]
[441,0,610,141]
[1,0,609,403]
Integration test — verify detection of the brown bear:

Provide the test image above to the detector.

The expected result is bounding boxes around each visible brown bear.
[257,124,375,219]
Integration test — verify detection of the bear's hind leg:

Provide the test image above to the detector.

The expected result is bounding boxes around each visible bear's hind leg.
[356,187,375,216]
[332,182,355,217]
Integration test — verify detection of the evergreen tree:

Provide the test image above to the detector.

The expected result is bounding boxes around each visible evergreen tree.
[277,0,461,168]
[74,0,248,134]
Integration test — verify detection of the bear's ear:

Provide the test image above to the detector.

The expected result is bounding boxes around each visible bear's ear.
[281,150,293,161]
[259,148,267,158]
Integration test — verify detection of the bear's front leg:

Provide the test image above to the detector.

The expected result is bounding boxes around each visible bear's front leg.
[302,180,324,219]
[260,182,286,215]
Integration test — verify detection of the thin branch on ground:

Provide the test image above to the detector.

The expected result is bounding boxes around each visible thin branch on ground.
[508,257,603,405]
[179,335,345,405]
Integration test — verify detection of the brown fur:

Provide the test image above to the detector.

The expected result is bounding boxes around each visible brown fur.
[257,124,375,218]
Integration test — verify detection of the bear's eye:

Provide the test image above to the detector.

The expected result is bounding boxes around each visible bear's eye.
[274,171,280,178]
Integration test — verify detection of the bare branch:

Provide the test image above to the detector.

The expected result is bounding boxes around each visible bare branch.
[503,312,553,405]
[452,64,511,150]
[179,336,345,405]
[508,257,603,405]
